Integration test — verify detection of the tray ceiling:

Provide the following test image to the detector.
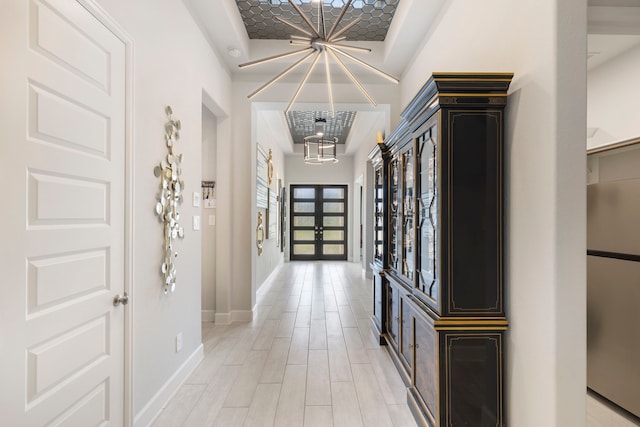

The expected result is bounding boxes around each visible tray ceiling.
[235,0,399,41]
[286,111,357,144]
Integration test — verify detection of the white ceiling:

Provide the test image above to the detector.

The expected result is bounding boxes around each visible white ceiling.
[588,34,640,69]
[184,0,640,156]
[587,0,640,70]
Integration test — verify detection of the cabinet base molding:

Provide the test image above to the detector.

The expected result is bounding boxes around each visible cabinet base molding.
[408,387,434,427]
[370,317,387,345]
[384,335,411,387]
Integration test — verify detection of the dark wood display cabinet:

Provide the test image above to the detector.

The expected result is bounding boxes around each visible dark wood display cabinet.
[370,73,512,426]
[369,145,387,345]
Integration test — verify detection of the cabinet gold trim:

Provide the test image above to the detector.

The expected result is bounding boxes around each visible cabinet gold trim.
[438,92,508,97]
[434,317,508,328]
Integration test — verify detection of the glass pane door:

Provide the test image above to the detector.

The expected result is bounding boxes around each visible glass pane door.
[402,146,415,281]
[373,167,384,262]
[418,127,438,305]
[290,185,348,261]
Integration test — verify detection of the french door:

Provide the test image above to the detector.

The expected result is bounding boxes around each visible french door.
[290,185,348,260]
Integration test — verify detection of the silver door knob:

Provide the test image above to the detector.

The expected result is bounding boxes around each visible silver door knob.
[113,292,129,307]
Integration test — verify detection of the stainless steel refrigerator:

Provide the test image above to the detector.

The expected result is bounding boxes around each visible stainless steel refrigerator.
[587,146,640,419]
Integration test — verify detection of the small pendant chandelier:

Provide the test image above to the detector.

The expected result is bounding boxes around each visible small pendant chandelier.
[304,135,338,164]
[303,117,338,164]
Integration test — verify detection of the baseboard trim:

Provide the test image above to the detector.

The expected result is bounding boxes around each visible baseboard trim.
[214,312,231,324]
[134,344,204,427]
[231,310,253,322]
[201,310,215,322]
[256,261,283,298]
[214,310,253,325]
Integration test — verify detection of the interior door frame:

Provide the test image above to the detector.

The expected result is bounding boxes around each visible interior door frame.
[77,1,135,425]
[289,184,349,261]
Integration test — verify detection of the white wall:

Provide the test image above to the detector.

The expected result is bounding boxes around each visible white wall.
[399,1,587,425]
[201,105,217,321]
[588,43,640,149]
[253,111,286,297]
[94,0,232,423]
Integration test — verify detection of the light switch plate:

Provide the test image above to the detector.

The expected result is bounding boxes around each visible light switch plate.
[193,215,201,231]
[193,192,201,208]
[209,215,215,226]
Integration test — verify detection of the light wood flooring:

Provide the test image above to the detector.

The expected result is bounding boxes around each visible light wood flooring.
[151,261,417,427]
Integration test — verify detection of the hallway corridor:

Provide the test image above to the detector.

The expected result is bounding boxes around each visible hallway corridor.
[151,262,416,427]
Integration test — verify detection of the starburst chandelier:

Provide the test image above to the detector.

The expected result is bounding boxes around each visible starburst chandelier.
[239,0,399,116]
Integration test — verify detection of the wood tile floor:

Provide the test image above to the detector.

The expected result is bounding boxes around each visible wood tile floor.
[151,261,417,427]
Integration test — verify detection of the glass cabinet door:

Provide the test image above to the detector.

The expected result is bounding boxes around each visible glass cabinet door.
[373,166,384,262]
[417,126,438,306]
[388,157,400,270]
[402,146,415,281]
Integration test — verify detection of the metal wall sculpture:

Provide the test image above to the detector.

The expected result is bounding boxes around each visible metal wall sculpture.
[154,106,185,293]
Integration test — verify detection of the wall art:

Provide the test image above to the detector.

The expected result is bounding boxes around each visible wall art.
[268,187,277,239]
[256,211,265,256]
[154,105,184,293]
[202,180,216,209]
[256,143,268,209]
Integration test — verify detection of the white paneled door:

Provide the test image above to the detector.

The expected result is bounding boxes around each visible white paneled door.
[0,0,127,425]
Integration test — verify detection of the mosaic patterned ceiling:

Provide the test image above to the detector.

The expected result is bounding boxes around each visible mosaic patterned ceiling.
[286,111,357,144]
[235,0,399,41]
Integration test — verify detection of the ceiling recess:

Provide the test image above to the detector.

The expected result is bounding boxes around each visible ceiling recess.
[235,0,399,41]
[286,110,356,144]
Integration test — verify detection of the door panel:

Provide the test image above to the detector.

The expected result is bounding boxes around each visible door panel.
[1,0,126,425]
[290,185,348,260]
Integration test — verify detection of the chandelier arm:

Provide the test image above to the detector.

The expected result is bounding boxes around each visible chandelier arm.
[328,17,361,42]
[285,51,322,114]
[327,0,353,40]
[290,34,312,41]
[327,49,377,107]
[239,47,313,69]
[317,41,370,53]
[324,50,335,118]
[328,45,399,84]
[287,0,321,39]
[319,0,327,39]
[275,16,314,38]
[248,50,317,99]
